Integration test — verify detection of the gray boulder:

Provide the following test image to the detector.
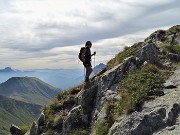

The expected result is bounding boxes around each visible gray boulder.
[10,124,23,135]
[24,112,45,135]
[108,107,167,135]
[168,53,180,62]
[138,42,160,64]
[175,38,180,44]
[62,105,83,135]
[77,82,98,115]
[29,122,38,135]
[100,56,137,92]
[167,103,180,126]
[37,112,45,126]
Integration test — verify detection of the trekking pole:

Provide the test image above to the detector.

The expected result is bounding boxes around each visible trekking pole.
[94,54,96,76]
[84,67,86,82]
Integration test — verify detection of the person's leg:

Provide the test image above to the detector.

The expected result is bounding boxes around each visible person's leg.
[86,66,92,78]
[84,60,92,82]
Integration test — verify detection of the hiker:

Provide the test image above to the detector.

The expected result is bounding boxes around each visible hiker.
[80,41,96,82]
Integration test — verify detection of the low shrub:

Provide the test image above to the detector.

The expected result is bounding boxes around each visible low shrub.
[53,115,63,128]
[95,119,109,135]
[19,125,31,134]
[69,128,89,135]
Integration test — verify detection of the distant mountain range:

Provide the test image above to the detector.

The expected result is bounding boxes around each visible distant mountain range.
[0,76,60,134]
[0,63,106,89]
[0,64,105,133]
[93,63,106,74]
[0,77,60,105]
[0,67,15,72]
[0,95,42,135]
[0,64,105,134]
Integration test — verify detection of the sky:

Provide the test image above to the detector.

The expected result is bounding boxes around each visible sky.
[0,0,179,70]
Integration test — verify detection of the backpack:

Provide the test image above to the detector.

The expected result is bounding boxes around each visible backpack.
[78,47,86,62]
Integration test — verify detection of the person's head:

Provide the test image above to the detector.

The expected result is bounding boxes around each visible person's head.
[85,41,92,48]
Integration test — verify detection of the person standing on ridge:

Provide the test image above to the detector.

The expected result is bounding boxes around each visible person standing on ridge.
[81,41,96,82]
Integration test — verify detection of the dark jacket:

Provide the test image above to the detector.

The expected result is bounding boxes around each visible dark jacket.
[84,47,91,61]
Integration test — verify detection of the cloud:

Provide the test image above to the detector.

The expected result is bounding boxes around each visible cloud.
[0,0,179,69]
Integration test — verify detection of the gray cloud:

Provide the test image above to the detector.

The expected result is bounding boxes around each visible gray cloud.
[0,0,179,69]
[35,0,179,48]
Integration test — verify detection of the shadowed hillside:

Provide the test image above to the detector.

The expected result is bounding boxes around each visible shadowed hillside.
[0,77,60,105]
[0,95,42,135]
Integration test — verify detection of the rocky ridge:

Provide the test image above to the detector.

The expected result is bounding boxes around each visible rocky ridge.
[11,25,180,135]
[108,68,180,135]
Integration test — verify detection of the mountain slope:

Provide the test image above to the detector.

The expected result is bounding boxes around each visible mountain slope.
[0,95,42,135]
[19,25,180,135]
[0,77,60,105]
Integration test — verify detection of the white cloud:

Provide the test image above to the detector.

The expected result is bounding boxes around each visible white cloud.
[0,0,179,69]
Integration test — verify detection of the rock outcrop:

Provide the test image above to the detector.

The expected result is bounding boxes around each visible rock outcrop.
[65,41,161,134]
[168,53,180,62]
[20,25,180,135]
[25,112,45,135]
[108,67,180,135]
[47,41,161,134]
[10,124,23,135]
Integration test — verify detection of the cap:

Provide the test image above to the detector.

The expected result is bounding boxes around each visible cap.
[85,41,92,46]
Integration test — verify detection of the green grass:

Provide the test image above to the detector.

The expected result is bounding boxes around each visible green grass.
[165,44,180,55]
[172,62,180,67]
[0,96,42,135]
[53,115,63,128]
[0,77,59,106]
[56,84,82,101]
[43,84,86,134]
[95,119,110,135]
[69,128,89,135]
[19,125,31,134]
[0,107,23,135]
[167,25,180,35]
[116,64,171,114]
[106,44,141,70]
[158,42,180,63]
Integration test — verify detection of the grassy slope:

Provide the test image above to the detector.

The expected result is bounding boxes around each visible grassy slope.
[0,95,42,135]
[41,25,180,134]
[106,43,142,70]
[0,77,59,105]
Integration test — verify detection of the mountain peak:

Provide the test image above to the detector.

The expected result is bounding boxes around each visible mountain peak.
[0,67,14,72]
[0,77,60,105]
[93,63,106,72]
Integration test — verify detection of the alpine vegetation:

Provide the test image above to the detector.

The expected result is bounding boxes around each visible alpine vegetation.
[12,25,180,135]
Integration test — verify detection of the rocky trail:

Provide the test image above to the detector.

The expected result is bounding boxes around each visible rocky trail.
[109,67,180,135]
[153,67,180,135]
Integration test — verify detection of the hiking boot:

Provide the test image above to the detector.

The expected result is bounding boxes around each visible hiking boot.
[85,77,89,82]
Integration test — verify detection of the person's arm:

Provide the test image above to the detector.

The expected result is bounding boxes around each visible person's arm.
[91,51,96,56]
